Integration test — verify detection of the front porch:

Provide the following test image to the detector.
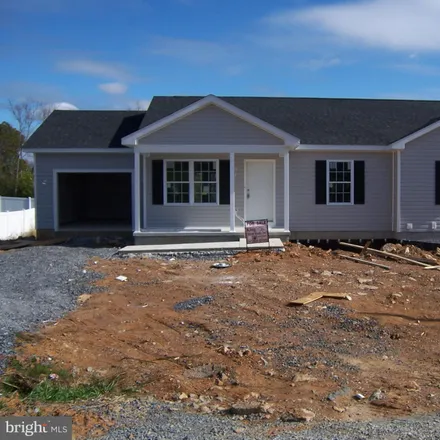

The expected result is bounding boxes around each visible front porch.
[132,150,292,244]
[133,226,290,245]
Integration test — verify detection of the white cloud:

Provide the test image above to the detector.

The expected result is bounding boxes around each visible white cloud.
[98,82,128,95]
[39,102,78,119]
[266,0,440,52]
[298,57,342,71]
[57,59,133,82]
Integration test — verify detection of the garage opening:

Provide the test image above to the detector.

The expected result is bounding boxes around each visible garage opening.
[57,173,132,229]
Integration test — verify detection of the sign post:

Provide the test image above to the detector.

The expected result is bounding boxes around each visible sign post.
[244,219,269,249]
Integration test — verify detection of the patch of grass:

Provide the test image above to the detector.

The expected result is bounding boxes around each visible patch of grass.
[0,400,7,411]
[27,377,119,402]
[1,358,118,402]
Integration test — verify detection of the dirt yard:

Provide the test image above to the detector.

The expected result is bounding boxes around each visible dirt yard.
[6,243,440,429]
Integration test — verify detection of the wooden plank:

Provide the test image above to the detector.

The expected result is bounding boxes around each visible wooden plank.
[339,242,430,267]
[423,265,440,270]
[288,292,323,306]
[339,254,390,270]
[288,292,351,306]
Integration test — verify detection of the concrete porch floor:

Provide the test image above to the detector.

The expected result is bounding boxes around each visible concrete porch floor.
[119,238,284,254]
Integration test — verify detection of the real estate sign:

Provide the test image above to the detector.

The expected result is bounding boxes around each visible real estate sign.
[245,219,269,245]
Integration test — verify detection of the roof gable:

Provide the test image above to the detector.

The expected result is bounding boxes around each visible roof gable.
[122,95,299,146]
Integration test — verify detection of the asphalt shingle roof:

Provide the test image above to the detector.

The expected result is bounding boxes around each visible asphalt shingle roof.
[24,96,440,149]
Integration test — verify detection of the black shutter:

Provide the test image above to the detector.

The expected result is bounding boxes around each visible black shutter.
[219,160,230,205]
[315,160,327,204]
[436,162,440,205]
[152,160,164,205]
[354,161,365,205]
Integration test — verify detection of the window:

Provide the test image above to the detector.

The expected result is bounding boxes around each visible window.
[166,161,190,204]
[194,161,217,203]
[327,160,353,204]
[165,160,218,204]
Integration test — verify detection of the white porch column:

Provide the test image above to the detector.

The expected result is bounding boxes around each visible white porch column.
[283,151,290,232]
[142,154,147,229]
[229,152,236,232]
[134,150,141,232]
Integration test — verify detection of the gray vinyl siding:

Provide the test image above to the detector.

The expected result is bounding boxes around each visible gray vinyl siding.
[145,154,285,229]
[139,105,284,145]
[34,153,134,230]
[290,152,392,231]
[145,154,229,228]
[400,128,440,232]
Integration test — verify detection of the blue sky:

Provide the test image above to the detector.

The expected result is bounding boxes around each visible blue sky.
[1,0,440,124]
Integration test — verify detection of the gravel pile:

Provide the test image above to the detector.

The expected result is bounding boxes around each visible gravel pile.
[96,398,440,440]
[174,295,214,311]
[119,250,240,260]
[0,245,115,374]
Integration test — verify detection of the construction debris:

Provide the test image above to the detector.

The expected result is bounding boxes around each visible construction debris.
[288,292,352,306]
[339,242,435,267]
[338,254,390,270]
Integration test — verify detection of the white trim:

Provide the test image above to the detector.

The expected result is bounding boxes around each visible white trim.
[122,95,299,146]
[283,152,290,232]
[143,154,147,229]
[134,151,141,232]
[326,160,354,205]
[229,152,236,232]
[390,119,440,150]
[391,151,395,232]
[26,148,132,153]
[52,168,134,232]
[396,151,402,232]
[163,159,220,206]
[296,144,392,152]
[244,159,276,225]
[134,144,291,154]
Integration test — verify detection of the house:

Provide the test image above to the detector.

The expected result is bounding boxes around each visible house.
[23,94,440,244]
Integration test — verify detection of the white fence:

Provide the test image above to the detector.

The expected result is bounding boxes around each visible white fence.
[0,208,35,240]
[0,196,34,213]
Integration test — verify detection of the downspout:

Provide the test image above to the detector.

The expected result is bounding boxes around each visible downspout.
[391,151,395,232]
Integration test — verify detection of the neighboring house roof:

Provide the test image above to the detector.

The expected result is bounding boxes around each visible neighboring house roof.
[24,96,440,149]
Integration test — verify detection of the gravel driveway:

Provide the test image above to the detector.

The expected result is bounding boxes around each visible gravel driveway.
[1,246,439,439]
[0,245,115,374]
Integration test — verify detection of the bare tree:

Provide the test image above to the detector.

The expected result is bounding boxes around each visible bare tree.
[7,99,46,195]
[128,100,151,110]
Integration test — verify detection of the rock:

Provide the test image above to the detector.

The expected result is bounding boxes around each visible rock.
[327,387,351,401]
[229,403,262,416]
[234,428,245,434]
[370,399,402,410]
[322,270,332,277]
[369,389,385,401]
[281,409,315,423]
[200,405,211,413]
[293,373,317,383]
[332,271,344,276]
[178,392,189,400]
[354,393,366,400]
[360,285,379,290]
[86,366,94,373]
[332,406,346,413]
[357,278,373,284]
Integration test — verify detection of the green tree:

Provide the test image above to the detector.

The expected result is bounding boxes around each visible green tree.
[0,122,33,197]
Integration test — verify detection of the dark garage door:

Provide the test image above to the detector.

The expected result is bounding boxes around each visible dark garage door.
[58,173,132,227]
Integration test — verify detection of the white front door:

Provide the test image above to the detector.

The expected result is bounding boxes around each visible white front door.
[245,160,275,222]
